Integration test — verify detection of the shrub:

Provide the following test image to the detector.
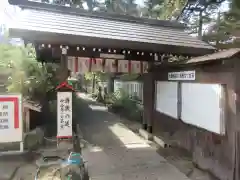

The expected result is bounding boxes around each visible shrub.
[107,89,143,122]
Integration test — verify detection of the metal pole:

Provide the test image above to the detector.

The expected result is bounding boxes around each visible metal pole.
[73,124,81,153]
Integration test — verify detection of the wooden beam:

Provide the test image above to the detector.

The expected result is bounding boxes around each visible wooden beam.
[35,43,194,63]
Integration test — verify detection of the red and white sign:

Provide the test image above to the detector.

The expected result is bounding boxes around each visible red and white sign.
[78,57,91,74]
[104,59,117,73]
[67,56,83,74]
[68,56,149,74]
[57,92,72,138]
[91,58,103,72]
[118,60,129,73]
[0,94,22,143]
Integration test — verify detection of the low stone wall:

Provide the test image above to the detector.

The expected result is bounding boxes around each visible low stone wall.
[0,127,45,152]
[24,127,45,150]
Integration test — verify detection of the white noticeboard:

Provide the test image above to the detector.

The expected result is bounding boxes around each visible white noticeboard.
[114,80,123,92]
[0,94,23,143]
[57,92,73,138]
[181,83,225,134]
[168,71,195,81]
[155,81,178,119]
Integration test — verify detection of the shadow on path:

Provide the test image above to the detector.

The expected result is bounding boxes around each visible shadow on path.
[74,93,190,180]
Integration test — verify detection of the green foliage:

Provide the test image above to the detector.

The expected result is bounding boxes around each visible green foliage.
[42,0,140,15]
[83,72,110,93]
[202,2,240,49]
[119,74,140,81]
[232,0,240,9]
[84,72,108,86]
[106,89,143,121]
[106,88,128,105]
[141,0,187,19]
[0,44,58,101]
[0,44,23,71]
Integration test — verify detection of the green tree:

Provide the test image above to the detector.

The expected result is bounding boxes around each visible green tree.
[0,44,24,91]
[41,0,84,8]
[202,0,240,48]
[42,0,140,15]
[0,44,58,102]
[176,0,226,40]
[233,0,240,9]
[141,0,164,18]
[141,0,189,20]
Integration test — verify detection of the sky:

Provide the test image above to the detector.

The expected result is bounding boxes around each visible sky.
[0,0,17,24]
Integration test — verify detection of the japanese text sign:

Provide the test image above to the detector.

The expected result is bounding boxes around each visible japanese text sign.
[0,94,23,143]
[57,92,72,138]
[168,71,195,81]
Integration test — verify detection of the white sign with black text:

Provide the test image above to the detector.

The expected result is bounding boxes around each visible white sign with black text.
[57,92,72,138]
[168,71,195,81]
[100,53,125,59]
[0,94,22,143]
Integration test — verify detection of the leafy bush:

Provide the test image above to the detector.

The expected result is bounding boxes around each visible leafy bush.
[91,91,98,99]
[1,44,60,134]
[107,89,143,122]
[5,44,59,102]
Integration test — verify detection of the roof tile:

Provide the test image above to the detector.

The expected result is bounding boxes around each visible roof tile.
[10,8,214,50]
[185,48,240,64]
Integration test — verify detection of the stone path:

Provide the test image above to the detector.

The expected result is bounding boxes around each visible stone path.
[77,93,191,180]
[0,92,193,180]
[0,152,38,180]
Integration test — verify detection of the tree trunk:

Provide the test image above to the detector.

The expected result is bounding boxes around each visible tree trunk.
[92,73,96,94]
[216,11,221,47]
[198,10,203,39]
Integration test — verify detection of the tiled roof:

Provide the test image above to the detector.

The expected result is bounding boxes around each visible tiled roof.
[185,48,240,64]
[8,1,215,55]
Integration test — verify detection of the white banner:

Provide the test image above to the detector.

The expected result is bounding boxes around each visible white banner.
[57,92,72,138]
[168,71,195,80]
[130,61,141,74]
[118,60,129,73]
[104,59,117,73]
[91,58,103,72]
[78,57,90,74]
[0,94,23,143]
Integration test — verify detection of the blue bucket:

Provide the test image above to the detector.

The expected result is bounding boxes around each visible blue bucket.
[66,153,82,165]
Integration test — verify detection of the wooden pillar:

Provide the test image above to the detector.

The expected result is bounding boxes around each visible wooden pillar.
[25,108,30,132]
[148,72,154,133]
[233,59,240,180]
[58,47,69,82]
[107,74,115,94]
[143,72,154,133]
[142,74,148,130]
[23,107,30,132]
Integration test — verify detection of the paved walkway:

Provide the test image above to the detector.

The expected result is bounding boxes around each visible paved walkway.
[0,152,38,180]
[77,93,190,180]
